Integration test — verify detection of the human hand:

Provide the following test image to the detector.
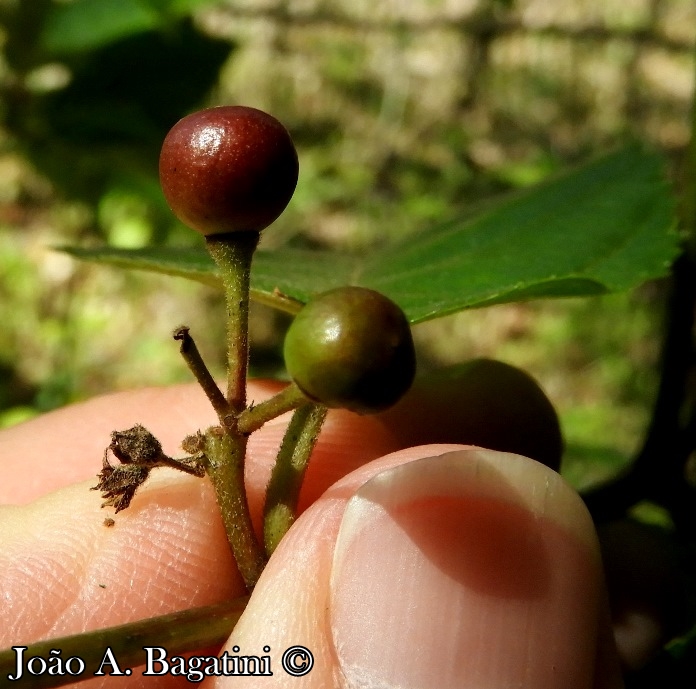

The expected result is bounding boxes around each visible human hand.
[0,381,622,688]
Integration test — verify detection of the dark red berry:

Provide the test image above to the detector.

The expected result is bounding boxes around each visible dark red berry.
[283,286,416,414]
[159,106,298,235]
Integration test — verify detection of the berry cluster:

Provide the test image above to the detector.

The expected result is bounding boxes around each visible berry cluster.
[160,105,416,414]
[97,105,418,591]
[97,105,564,593]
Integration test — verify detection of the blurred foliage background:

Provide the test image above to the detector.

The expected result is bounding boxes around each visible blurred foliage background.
[0,0,693,493]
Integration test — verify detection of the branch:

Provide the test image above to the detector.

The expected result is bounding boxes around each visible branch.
[0,596,248,689]
[174,326,232,425]
[582,253,696,523]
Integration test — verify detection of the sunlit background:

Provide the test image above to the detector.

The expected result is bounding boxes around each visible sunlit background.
[0,0,693,496]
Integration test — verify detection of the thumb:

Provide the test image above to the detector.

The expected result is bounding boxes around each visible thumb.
[215,445,623,689]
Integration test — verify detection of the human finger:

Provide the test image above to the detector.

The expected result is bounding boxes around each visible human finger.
[218,445,623,689]
[0,380,399,507]
[0,383,400,688]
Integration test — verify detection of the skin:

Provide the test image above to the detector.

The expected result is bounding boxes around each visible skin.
[0,381,623,688]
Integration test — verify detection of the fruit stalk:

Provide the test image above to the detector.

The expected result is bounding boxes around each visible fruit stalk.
[174,326,232,426]
[205,231,259,411]
[236,382,308,435]
[263,403,328,556]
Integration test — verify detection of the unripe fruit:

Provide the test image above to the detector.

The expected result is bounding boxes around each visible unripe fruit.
[379,359,563,471]
[284,286,416,414]
[159,106,298,235]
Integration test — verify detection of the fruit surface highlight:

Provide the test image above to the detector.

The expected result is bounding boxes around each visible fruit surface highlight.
[284,286,416,414]
[159,105,298,235]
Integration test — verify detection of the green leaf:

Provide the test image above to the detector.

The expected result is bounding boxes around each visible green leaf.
[41,0,159,54]
[23,20,231,206]
[61,245,357,314]
[64,146,680,323]
[63,244,219,284]
[362,146,679,322]
[40,0,216,54]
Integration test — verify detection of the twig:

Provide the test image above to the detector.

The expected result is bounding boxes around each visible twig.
[582,253,696,523]
[0,595,249,689]
[173,326,233,425]
[204,427,266,590]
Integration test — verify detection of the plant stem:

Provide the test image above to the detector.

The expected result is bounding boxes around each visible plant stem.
[202,232,267,588]
[237,382,308,435]
[205,232,259,412]
[204,426,266,590]
[174,325,233,426]
[263,404,328,556]
[582,43,696,525]
[582,254,696,523]
[0,595,249,689]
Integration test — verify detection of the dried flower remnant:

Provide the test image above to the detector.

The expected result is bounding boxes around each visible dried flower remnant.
[93,425,206,513]
[94,462,151,513]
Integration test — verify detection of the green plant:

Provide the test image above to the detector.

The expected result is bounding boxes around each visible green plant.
[284,286,416,413]
[105,110,417,591]
[1,91,695,685]
[0,0,231,227]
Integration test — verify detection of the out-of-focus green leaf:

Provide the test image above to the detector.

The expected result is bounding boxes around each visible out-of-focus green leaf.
[40,0,217,54]
[63,246,218,287]
[145,0,216,14]
[7,19,232,209]
[41,0,159,54]
[64,146,680,323]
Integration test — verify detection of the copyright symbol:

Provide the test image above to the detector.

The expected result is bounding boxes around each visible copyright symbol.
[281,645,314,676]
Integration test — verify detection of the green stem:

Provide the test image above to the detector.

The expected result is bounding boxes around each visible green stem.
[173,325,233,426]
[202,233,266,588]
[0,596,248,689]
[263,404,328,556]
[237,382,308,435]
[205,232,259,412]
[204,427,266,590]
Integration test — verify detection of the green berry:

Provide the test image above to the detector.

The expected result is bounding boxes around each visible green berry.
[283,286,416,414]
[159,106,298,235]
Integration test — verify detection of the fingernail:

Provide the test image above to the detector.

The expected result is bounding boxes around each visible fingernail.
[330,449,605,689]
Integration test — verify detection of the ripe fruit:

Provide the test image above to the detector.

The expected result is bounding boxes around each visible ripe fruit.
[159,105,298,235]
[283,286,416,414]
[379,358,563,471]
